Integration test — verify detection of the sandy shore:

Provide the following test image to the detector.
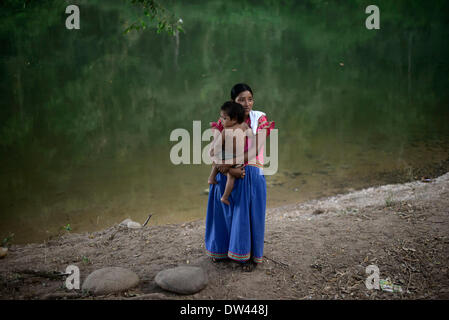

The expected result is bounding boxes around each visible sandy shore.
[1,172,448,300]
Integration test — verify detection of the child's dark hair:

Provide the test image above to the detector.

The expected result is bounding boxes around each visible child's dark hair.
[221,101,245,123]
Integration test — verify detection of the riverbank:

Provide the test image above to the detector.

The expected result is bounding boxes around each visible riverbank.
[1,172,448,300]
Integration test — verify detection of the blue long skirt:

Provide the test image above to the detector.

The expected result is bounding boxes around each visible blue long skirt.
[205,165,266,264]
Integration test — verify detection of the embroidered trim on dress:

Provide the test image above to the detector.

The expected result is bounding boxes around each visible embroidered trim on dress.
[227,250,251,261]
[247,162,264,169]
[206,249,264,264]
[205,248,228,259]
[252,256,263,264]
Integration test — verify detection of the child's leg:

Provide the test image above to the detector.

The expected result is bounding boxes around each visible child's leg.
[208,165,219,184]
[221,173,235,205]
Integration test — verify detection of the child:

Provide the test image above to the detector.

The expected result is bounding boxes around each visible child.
[208,101,251,205]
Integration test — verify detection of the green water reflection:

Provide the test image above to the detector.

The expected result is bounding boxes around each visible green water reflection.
[1,0,448,243]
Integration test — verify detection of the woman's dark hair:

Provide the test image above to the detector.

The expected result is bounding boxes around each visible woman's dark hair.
[221,101,245,123]
[230,83,253,101]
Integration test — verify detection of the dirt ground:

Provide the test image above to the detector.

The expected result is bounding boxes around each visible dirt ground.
[0,172,448,300]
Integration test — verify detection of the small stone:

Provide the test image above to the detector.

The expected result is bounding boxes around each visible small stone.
[119,218,132,226]
[82,267,139,295]
[127,221,142,229]
[0,247,8,259]
[155,266,208,295]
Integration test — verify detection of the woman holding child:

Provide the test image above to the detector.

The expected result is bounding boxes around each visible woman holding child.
[205,83,275,270]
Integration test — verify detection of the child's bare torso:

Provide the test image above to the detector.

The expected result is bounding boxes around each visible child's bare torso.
[221,122,250,163]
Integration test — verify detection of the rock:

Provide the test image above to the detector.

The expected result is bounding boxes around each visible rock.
[127,221,142,229]
[0,247,7,259]
[82,267,139,295]
[119,218,141,229]
[119,218,132,226]
[155,266,208,295]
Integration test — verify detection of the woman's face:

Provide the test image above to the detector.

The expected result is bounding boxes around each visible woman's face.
[235,90,254,116]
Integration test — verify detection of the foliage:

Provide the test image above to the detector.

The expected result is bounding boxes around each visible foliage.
[2,233,15,248]
[123,0,184,35]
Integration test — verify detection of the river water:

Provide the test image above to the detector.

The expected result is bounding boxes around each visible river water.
[1,0,448,243]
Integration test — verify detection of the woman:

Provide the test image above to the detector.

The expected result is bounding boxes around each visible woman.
[205,83,275,269]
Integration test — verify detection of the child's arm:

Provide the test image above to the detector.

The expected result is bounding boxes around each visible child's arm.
[209,127,223,158]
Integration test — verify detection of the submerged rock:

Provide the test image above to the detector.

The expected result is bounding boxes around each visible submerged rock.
[155,266,208,295]
[82,267,139,295]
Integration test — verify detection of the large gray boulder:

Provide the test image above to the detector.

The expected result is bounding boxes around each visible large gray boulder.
[82,267,139,295]
[155,266,208,295]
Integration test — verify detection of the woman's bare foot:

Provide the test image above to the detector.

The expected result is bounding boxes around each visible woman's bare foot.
[208,176,217,184]
[229,167,245,179]
[221,196,230,205]
[242,260,256,272]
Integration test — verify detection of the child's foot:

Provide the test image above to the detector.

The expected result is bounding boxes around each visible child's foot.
[221,196,230,205]
[208,177,217,184]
